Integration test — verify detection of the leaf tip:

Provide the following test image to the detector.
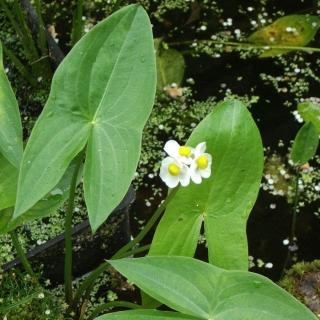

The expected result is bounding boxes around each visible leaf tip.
[88,213,103,234]
[107,258,131,272]
[12,206,22,220]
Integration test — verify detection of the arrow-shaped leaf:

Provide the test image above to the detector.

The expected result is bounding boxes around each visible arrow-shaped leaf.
[150,100,263,270]
[14,5,156,231]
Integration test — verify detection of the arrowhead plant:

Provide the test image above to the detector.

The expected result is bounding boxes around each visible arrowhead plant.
[0,4,317,320]
[14,4,156,232]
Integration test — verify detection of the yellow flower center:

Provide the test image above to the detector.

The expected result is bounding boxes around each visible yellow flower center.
[178,146,191,157]
[196,155,209,169]
[168,163,181,176]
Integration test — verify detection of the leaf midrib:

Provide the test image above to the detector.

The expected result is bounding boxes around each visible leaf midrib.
[124,263,211,319]
[91,8,139,124]
[203,103,237,215]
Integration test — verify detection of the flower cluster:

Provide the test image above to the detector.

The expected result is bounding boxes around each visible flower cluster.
[159,140,212,188]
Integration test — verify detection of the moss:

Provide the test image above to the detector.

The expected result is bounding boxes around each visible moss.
[280,260,320,318]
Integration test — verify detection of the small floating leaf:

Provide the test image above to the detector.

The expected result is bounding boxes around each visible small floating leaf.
[248,15,320,57]
[156,40,185,91]
[291,122,319,165]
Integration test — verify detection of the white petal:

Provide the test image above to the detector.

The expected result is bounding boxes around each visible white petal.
[190,160,197,171]
[164,140,180,158]
[205,153,212,164]
[190,169,202,184]
[179,156,192,165]
[162,156,176,166]
[159,163,170,181]
[195,142,206,156]
[180,176,190,187]
[200,167,211,178]
[180,167,191,187]
[165,175,180,188]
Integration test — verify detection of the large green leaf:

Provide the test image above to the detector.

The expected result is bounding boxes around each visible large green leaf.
[248,15,320,57]
[0,153,18,211]
[298,100,320,132]
[156,40,185,91]
[0,159,83,234]
[150,100,263,270]
[14,5,156,231]
[0,208,12,231]
[291,122,319,165]
[0,42,23,168]
[97,310,198,320]
[106,256,317,320]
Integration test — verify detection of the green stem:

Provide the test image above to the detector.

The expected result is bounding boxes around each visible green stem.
[64,152,83,306]
[10,230,35,279]
[114,244,150,259]
[169,39,320,54]
[11,0,39,60]
[34,0,47,56]
[71,0,84,46]
[73,188,178,313]
[87,301,142,320]
[2,43,38,87]
[282,170,300,275]
[289,171,300,244]
[0,1,33,61]
[73,244,150,311]
[113,188,178,259]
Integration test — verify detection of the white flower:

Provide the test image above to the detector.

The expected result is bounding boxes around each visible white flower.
[38,293,45,299]
[159,140,212,188]
[164,140,194,165]
[159,157,190,188]
[189,142,212,184]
